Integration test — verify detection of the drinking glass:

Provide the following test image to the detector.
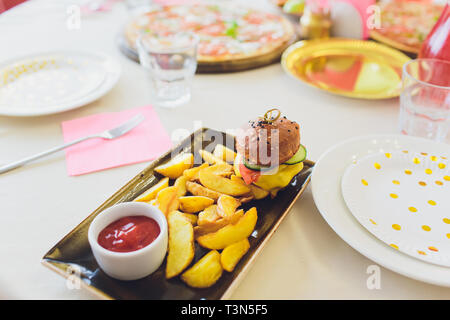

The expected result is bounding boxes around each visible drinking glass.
[399,59,450,143]
[136,32,198,108]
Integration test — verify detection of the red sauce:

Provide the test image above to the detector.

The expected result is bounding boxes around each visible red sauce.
[97,215,160,253]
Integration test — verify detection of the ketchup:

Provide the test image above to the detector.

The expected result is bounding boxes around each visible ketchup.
[98,216,160,253]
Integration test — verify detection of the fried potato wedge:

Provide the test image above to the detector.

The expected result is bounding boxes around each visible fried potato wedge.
[166,211,195,279]
[179,196,215,213]
[197,205,220,226]
[155,153,194,179]
[183,163,209,181]
[134,177,169,202]
[237,195,254,203]
[217,195,241,220]
[181,250,223,288]
[186,181,223,201]
[230,175,269,200]
[196,207,257,249]
[154,186,179,216]
[213,144,237,163]
[174,175,188,197]
[220,238,250,272]
[194,209,244,236]
[199,149,227,165]
[199,165,250,196]
[183,213,198,226]
[201,163,233,176]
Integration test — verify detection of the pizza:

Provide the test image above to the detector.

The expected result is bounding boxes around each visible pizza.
[371,0,444,53]
[125,4,295,63]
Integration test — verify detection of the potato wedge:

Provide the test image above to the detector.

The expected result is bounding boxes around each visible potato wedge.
[217,195,241,220]
[134,177,169,202]
[197,205,220,226]
[154,186,179,216]
[200,163,233,176]
[174,175,188,197]
[155,153,194,179]
[186,181,223,201]
[179,196,215,213]
[196,207,257,249]
[195,209,244,236]
[183,163,209,181]
[199,149,227,165]
[181,250,223,288]
[220,238,250,272]
[230,175,269,200]
[183,213,198,226]
[166,211,195,279]
[238,195,254,203]
[199,165,250,196]
[213,144,237,163]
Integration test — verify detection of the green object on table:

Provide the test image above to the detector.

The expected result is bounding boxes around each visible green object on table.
[283,0,305,15]
[225,20,238,38]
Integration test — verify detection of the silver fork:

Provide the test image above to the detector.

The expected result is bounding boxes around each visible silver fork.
[0,114,145,174]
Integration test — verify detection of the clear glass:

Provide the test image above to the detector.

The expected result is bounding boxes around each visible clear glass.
[399,59,450,143]
[136,32,198,108]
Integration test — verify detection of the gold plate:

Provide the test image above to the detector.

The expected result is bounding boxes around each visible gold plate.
[281,39,411,99]
[42,128,314,300]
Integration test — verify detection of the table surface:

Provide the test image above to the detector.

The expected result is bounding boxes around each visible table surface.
[1,0,450,300]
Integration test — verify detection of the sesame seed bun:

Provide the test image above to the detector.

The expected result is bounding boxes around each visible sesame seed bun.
[235,116,300,166]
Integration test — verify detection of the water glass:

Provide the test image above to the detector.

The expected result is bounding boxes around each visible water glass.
[136,32,198,108]
[399,59,450,143]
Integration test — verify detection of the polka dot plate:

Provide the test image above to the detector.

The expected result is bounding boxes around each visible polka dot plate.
[342,150,450,267]
[0,51,121,116]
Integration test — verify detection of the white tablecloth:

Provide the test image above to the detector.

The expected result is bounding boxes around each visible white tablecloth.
[1,0,449,299]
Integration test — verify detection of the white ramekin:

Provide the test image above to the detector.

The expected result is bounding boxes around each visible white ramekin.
[88,202,168,281]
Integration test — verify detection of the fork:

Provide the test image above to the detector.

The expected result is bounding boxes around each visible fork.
[0,114,145,174]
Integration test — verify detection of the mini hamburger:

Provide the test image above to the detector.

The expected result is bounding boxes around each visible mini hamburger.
[233,109,306,197]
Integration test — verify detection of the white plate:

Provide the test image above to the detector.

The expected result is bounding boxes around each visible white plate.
[342,151,450,267]
[311,134,450,287]
[0,51,121,116]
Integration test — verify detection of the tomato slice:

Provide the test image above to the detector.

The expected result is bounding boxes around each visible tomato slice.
[239,163,261,185]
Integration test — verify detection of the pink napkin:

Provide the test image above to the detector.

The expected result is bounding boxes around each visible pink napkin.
[61,105,172,176]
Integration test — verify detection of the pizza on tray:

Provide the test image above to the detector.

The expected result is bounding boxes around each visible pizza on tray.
[370,0,444,53]
[125,4,295,63]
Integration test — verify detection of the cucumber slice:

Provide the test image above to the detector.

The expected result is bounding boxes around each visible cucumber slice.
[284,145,307,165]
[243,158,263,171]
